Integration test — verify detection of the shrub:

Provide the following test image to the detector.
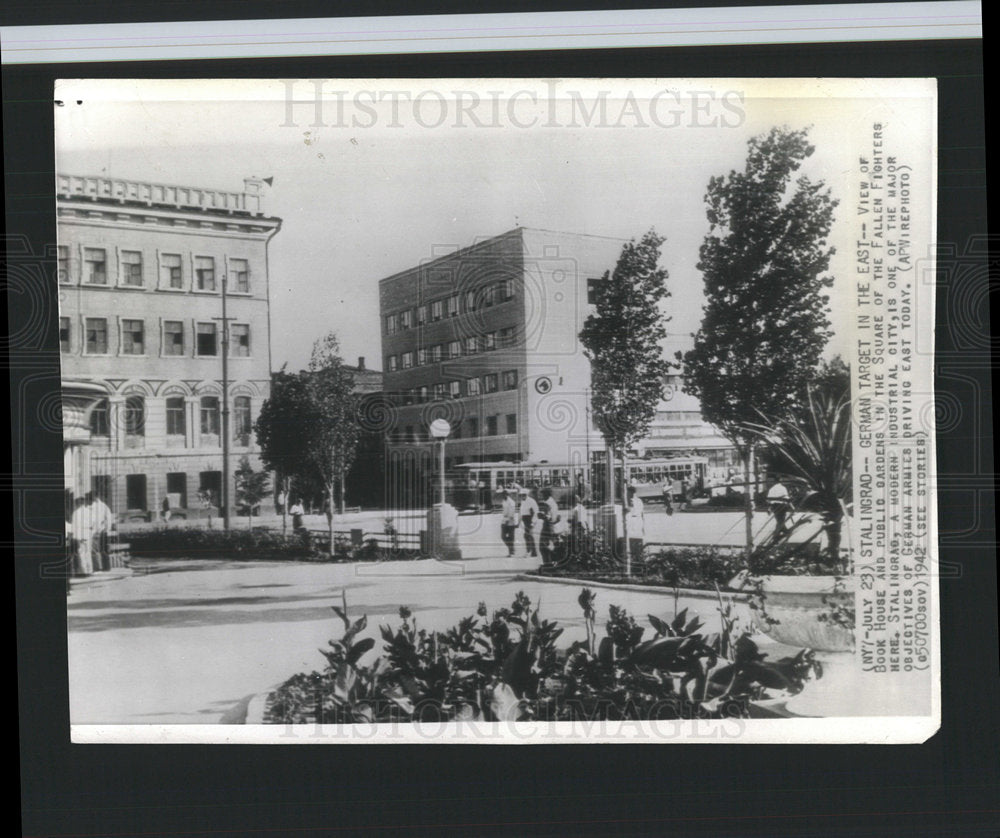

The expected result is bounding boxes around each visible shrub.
[265,589,821,724]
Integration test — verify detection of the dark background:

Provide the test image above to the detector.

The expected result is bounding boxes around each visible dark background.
[7,3,994,836]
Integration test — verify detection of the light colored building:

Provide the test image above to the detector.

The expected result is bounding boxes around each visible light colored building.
[56,174,281,520]
[378,227,735,502]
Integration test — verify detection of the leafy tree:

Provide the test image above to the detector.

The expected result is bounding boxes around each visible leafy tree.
[255,334,362,555]
[681,126,838,554]
[235,456,271,531]
[579,229,674,573]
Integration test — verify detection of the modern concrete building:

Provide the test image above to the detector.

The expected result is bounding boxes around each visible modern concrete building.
[377,227,736,502]
[56,174,281,520]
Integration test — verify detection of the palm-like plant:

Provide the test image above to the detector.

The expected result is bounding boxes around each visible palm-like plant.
[745,391,852,571]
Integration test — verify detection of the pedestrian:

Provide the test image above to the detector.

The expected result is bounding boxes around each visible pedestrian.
[499,488,517,557]
[518,487,539,558]
[679,477,690,510]
[568,492,590,560]
[766,476,792,538]
[276,488,287,516]
[626,487,645,567]
[70,495,95,576]
[538,487,561,567]
[91,493,115,571]
[661,481,674,515]
[161,495,172,524]
[290,498,305,532]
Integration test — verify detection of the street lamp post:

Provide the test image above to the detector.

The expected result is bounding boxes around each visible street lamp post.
[429,418,451,505]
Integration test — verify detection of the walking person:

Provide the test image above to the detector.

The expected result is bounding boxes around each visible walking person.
[661,480,674,515]
[91,492,115,571]
[499,488,517,557]
[766,476,793,538]
[518,487,539,558]
[625,487,645,568]
[70,495,95,576]
[568,492,590,560]
[538,487,561,567]
[161,495,172,524]
[290,498,305,532]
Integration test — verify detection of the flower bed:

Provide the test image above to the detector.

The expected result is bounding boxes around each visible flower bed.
[264,589,820,725]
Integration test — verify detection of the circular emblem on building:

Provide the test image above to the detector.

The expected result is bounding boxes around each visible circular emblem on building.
[662,383,676,401]
[534,376,553,395]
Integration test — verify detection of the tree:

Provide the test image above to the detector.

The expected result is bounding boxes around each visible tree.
[255,333,362,555]
[681,126,838,555]
[235,456,271,531]
[579,229,674,574]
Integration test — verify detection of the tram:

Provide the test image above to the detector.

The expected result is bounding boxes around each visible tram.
[448,456,709,510]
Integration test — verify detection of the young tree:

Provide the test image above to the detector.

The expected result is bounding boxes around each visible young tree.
[681,126,838,555]
[307,334,362,553]
[235,456,271,531]
[579,229,674,574]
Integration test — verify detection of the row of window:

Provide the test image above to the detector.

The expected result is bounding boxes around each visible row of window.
[391,413,517,442]
[89,395,254,443]
[390,370,519,404]
[60,317,252,358]
[91,471,221,513]
[384,280,516,334]
[58,245,252,294]
[386,328,517,372]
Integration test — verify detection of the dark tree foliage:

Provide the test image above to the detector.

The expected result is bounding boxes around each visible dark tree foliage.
[681,126,838,553]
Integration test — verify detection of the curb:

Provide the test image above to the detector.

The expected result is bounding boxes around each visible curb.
[514,574,749,603]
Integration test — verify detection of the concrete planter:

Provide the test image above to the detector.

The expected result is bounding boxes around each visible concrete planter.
[747,575,860,717]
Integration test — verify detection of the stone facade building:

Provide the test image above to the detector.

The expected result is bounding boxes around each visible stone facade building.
[56,174,281,520]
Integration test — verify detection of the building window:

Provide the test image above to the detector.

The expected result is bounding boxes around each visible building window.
[199,471,221,507]
[416,305,427,325]
[483,373,499,393]
[387,355,398,372]
[230,324,250,357]
[57,245,70,284]
[401,351,413,369]
[401,390,414,406]
[431,300,444,321]
[161,253,183,288]
[506,413,517,434]
[233,396,252,444]
[121,319,145,355]
[499,326,516,348]
[433,382,448,400]
[166,397,186,437]
[448,340,462,359]
[449,380,462,399]
[467,377,481,396]
[464,337,478,355]
[482,284,495,307]
[229,258,249,292]
[194,256,216,291]
[83,248,107,285]
[84,318,108,354]
[163,321,184,356]
[124,395,146,438]
[121,250,143,287]
[416,348,427,366]
[503,369,518,390]
[399,309,411,330]
[385,314,398,335]
[483,332,497,351]
[196,323,218,356]
[501,277,515,301]
[486,415,498,436]
[447,295,460,317]
[418,386,429,403]
[429,344,442,363]
[89,398,109,436]
[465,417,479,438]
[464,290,477,312]
[200,396,221,437]
[166,473,188,508]
[125,474,147,511]
[587,278,606,305]
[59,317,71,353]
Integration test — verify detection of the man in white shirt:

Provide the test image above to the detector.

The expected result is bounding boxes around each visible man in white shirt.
[70,495,95,575]
[518,488,539,558]
[499,488,517,557]
[538,487,562,566]
[90,494,115,571]
[625,487,645,566]
[766,476,792,537]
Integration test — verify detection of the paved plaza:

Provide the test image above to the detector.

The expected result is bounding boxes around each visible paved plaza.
[70,509,813,725]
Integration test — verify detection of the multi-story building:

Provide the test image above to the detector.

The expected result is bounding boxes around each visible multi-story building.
[57,174,281,520]
[378,227,736,501]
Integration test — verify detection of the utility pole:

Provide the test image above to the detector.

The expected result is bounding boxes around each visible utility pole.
[214,276,233,531]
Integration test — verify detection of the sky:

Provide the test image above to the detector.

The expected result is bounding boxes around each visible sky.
[53,78,928,372]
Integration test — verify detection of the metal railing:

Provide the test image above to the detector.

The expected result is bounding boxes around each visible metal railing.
[57,174,262,215]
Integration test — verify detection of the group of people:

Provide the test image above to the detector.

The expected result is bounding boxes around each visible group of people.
[497,484,648,567]
[67,492,115,576]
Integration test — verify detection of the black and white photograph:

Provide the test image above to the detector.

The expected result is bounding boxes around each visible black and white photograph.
[50,77,940,742]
